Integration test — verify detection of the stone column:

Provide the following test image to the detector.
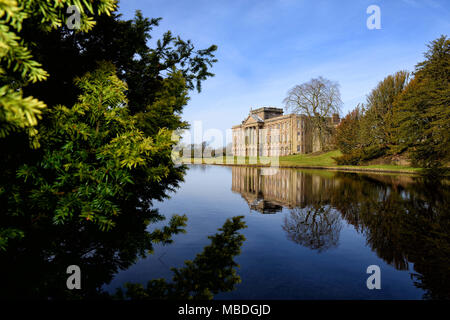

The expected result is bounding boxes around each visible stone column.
[256,125,259,157]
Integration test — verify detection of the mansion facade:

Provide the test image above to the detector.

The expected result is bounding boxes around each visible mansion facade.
[232,107,340,157]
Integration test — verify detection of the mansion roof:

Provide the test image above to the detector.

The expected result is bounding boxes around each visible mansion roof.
[232,106,340,129]
[232,107,297,129]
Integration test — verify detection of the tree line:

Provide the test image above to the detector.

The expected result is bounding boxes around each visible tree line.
[334,36,449,173]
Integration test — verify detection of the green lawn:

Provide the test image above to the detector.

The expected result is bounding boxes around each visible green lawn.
[279,150,342,166]
[280,151,421,172]
[179,150,422,174]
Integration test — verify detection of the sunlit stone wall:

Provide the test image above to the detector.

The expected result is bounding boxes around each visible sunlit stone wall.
[231,107,339,157]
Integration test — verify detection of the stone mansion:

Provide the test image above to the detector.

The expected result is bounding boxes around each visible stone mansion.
[232,107,340,157]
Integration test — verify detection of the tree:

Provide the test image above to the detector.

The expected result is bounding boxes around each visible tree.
[334,71,410,165]
[0,5,219,247]
[363,70,409,149]
[283,76,342,151]
[335,105,363,155]
[393,35,450,169]
[3,62,181,234]
[18,10,217,136]
[334,37,449,169]
[0,64,247,300]
[0,2,247,300]
[1,9,218,213]
[0,0,116,248]
[0,0,116,147]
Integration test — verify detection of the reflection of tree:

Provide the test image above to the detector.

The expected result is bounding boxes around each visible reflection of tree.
[0,208,246,299]
[331,175,411,270]
[118,216,246,300]
[234,165,450,299]
[331,173,450,300]
[283,205,342,252]
[0,206,161,298]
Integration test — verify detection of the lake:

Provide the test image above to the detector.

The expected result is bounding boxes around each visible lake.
[104,165,450,300]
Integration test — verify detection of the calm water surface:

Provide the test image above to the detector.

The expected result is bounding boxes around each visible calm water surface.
[104,165,449,299]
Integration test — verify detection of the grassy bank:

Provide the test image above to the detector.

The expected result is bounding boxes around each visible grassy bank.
[179,150,423,174]
[278,150,342,166]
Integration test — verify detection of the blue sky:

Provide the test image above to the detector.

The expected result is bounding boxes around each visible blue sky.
[117,0,449,146]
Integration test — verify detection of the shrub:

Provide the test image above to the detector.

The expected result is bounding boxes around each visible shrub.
[333,145,387,165]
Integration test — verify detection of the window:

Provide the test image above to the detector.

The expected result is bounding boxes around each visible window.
[297,145,300,152]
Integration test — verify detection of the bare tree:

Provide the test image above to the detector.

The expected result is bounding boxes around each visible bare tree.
[283,77,342,151]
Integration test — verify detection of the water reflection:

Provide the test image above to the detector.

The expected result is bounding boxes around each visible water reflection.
[283,206,342,252]
[0,199,245,300]
[2,165,448,300]
[0,208,169,299]
[231,167,450,299]
[232,167,338,213]
[232,167,343,251]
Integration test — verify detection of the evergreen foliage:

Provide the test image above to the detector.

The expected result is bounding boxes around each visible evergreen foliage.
[0,0,116,147]
[8,63,175,230]
[393,35,450,169]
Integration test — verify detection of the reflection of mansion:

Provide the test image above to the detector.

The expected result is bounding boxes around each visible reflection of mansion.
[231,167,337,214]
[232,107,340,156]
